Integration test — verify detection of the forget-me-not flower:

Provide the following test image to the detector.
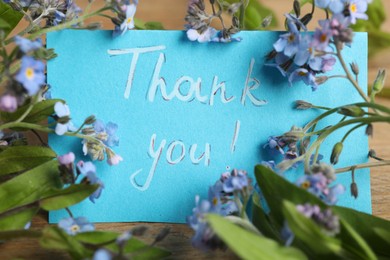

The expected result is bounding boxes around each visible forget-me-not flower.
[15,56,45,96]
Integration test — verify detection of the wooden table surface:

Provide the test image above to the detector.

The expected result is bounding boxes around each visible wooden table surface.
[1,1,390,259]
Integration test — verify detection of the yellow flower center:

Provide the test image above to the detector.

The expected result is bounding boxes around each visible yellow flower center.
[350,4,357,13]
[288,34,295,42]
[126,17,132,24]
[320,34,327,43]
[70,224,80,233]
[212,197,218,206]
[25,68,34,80]
[301,181,311,189]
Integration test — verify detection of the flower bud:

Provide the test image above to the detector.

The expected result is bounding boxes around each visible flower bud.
[295,100,313,110]
[261,15,272,28]
[315,76,328,85]
[331,142,343,165]
[338,105,365,117]
[365,124,373,137]
[293,0,301,17]
[372,69,386,94]
[84,115,96,125]
[350,62,359,75]
[350,182,358,199]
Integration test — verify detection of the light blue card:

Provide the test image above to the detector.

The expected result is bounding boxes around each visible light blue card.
[47,30,370,223]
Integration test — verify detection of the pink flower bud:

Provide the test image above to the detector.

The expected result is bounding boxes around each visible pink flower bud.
[0,94,18,112]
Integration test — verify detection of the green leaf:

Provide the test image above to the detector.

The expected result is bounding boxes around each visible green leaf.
[76,231,171,259]
[40,184,98,211]
[282,201,342,256]
[373,228,390,245]
[0,17,10,29]
[144,21,165,30]
[75,231,117,245]
[40,226,89,259]
[333,206,390,257]
[0,146,56,176]
[207,214,307,260]
[337,219,376,260]
[0,207,38,231]
[0,0,23,37]
[251,192,282,241]
[0,160,62,213]
[0,99,63,124]
[255,165,325,227]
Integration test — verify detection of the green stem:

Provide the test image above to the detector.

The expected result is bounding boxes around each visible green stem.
[340,123,366,143]
[335,160,390,174]
[335,43,369,102]
[304,116,390,172]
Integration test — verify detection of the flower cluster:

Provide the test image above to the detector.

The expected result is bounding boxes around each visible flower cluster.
[4,0,82,27]
[0,37,45,112]
[296,171,345,205]
[263,126,305,167]
[187,169,249,250]
[267,0,371,90]
[111,0,138,36]
[185,0,241,43]
[81,119,123,165]
[58,152,105,203]
[297,203,340,235]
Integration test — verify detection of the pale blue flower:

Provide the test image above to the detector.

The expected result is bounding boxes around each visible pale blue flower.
[222,169,249,193]
[288,68,318,90]
[54,102,73,135]
[14,36,42,53]
[93,120,119,147]
[348,0,368,24]
[315,0,345,13]
[273,21,301,57]
[113,4,137,36]
[296,204,340,235]
[187,27,217,43]
[77,161,104,203]
[93,249,112,260]
[58,217,95,235]
[15,56,45,95]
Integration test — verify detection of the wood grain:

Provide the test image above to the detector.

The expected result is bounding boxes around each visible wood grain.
[1,1,390,259]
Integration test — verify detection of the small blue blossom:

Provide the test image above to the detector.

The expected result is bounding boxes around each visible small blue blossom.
[348,0,368,24]
[186,196,224,250]
[15,56,45,95]
[93,120,119,147]
[296,203,340,235]
[187,27,217,43]
[14,36,42,53]
[93,249,112,260]
[263,136,286,154]
[296,173,345,205]
[54,102,75,135]
[208,181,238,216]
[113,4,137,36]
[58,217,95,235]
[315,0,345,14]
[222,169,249,193]
[77,161,105,203]
[312,20,333,51]
[288,68,318,90]
[273,21,301,57]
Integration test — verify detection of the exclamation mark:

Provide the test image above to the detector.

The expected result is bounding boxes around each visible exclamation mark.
[230,120,241,153]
